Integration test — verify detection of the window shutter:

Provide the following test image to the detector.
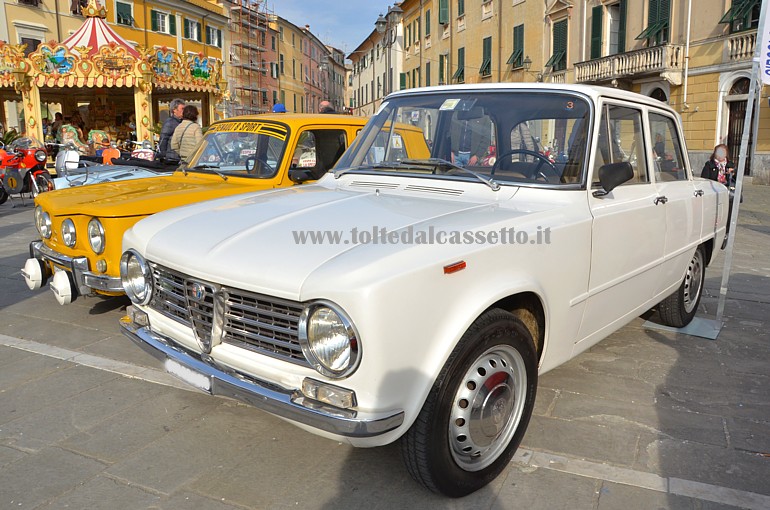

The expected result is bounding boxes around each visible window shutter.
[439,0,448,24]
[648,0,660,25]
[439,54,445,83]
[618,0,627,53]
[426,9,431,36]
[426,62,431,86]
[552,19,568,71]
[206,27,211,45]
[184,20,190,39]
[196,22,202,42]
[151,10,158,32]
[515,24,524,63]
[400,72,406,90]
[169,14,176,35]
[590,6,603,59]
[218,29,223,48]
[458,0,465,17]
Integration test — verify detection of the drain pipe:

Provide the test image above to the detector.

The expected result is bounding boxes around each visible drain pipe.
[682,0,692,110]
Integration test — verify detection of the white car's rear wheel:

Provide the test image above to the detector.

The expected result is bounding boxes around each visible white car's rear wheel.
[658,246,706,327]
[400,309,537,497]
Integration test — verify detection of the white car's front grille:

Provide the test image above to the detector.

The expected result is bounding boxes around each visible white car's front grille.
[149,263,309,366]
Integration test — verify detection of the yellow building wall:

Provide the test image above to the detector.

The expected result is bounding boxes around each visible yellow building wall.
[275,19,305,112]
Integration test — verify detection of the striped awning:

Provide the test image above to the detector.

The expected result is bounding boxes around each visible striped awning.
[61,0,140,58]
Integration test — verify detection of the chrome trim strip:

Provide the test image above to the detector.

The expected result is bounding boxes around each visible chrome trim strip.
[31,241,123,293]
[120,316,404,438]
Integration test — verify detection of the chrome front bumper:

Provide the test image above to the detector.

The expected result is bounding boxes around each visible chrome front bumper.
[119,313,405,438]
[28,240,123,294]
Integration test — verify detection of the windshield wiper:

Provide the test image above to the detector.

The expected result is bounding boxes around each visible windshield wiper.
[189,164,228,181]
[400,158,500,191]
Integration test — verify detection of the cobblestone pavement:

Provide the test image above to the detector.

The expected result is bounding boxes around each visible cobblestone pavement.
[0,184,768,509]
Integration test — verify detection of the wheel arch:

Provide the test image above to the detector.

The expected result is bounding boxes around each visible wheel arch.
[483,291,546,363]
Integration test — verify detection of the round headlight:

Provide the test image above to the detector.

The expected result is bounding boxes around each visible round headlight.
[87,218,105,254]
[61,219,77,247]
[120,250,152,304]
[299,302,360,378]
[36,208,52,239]
[35,149,47,162]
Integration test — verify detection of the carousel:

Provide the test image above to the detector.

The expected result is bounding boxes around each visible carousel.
[0,0,226,149]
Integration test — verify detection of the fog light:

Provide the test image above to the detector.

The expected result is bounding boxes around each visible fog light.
[96,259,107,273]
[301,378,357,409]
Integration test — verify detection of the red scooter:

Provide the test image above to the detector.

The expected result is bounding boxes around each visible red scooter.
[0,136,53,205]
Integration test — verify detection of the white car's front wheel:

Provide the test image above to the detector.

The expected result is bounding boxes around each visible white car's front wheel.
[400,309,537,497]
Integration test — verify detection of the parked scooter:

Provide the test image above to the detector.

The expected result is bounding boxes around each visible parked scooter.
[0,137,53,205]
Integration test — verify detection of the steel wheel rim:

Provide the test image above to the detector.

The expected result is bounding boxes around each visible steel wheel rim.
[683,249,704,314]
[449,344,527,472]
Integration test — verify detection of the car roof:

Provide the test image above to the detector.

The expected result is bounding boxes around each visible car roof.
[213,113,369,126]
[386,83,680,117]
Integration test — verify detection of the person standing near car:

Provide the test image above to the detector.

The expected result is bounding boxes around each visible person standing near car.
[158,98,185,162]
[170,105,202,163]
[319,100,336,113]
[702,143,739,233]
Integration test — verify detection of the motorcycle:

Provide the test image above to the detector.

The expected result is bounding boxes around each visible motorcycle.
[0,136,53,205]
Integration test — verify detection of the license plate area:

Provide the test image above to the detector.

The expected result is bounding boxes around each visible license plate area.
[165,358,211,392]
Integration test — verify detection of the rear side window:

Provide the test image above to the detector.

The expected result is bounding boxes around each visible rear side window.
[649,113,687,181]
[292,129,348,179]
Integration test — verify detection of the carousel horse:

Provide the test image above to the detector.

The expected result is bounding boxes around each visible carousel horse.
[58,125,88,153]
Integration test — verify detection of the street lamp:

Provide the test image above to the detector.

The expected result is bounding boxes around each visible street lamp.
[374,4,402,96]
[522,55,543,82]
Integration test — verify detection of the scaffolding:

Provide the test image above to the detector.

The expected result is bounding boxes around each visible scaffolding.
[227,0,274,115]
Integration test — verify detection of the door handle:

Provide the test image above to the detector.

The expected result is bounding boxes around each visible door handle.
[654,196,668,205]
[694,189,704,197]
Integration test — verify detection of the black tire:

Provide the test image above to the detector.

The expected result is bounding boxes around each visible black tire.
[0,189,7,205]
[34,171,54,195]
[400,309,538,497]
[658,245,706,328]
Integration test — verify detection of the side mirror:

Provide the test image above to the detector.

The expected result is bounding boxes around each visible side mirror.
[594,162,634,197]
[288,168,315,184]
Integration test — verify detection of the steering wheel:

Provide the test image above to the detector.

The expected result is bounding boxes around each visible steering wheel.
[244,156,272,177]
[490,149,560,182]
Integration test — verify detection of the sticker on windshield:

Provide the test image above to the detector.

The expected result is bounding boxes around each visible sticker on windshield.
[391,134,403,149]
[439,99,461,111]
[240,149,256,157]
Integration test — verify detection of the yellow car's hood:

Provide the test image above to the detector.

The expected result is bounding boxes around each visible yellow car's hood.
[37,172,277,218]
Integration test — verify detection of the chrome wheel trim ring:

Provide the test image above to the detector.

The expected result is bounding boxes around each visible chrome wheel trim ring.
[683,249,704,314]
[449,344,527,472]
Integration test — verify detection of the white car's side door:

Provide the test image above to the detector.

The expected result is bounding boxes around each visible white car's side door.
[649,112,703,298]
[578,103,666,345]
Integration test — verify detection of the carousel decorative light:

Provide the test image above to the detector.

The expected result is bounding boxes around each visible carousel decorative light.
[139,67,154,93]
[12,66,29,92]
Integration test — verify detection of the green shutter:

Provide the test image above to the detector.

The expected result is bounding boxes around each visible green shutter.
[218,29,223,48]
[196,22,202,42]
[480,37,492,75]
[400,72,406,90]
[549,20,567,72]
[458,0,465,17]
[151,10,158,32]
[452,47,465,82]
[205,27,211,45]
[169,14,176,35]
[184,20,190,39]
[508,24,523,66]
[617,0,627,53]
[439,0,448,24]
[439,54,445,83]
[416,17,420,40]
[426,62,431,86]
[426,9,431,36]
[648,0,659,26]
[590,6,603,59]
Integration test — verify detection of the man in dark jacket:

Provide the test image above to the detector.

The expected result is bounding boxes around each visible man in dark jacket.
[157,98,185,162]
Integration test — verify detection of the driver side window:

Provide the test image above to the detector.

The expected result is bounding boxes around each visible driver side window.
[593,105,648,185]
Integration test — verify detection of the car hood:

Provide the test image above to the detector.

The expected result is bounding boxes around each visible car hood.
[38,172,273,218]
[128,177,544,299]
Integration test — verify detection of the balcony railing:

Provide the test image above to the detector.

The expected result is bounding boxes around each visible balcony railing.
[575,44,684,84]
[548,71,566,84]
[726,31,756,62]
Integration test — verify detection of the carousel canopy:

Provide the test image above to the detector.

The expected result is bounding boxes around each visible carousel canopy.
[61,0,140,58]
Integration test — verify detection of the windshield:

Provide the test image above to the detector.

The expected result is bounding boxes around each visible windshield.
[336,91,591,186]
[10,136,43,150]
[186,121,288,178]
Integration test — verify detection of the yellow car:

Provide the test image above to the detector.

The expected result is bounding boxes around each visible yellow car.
[22,114,369,304]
